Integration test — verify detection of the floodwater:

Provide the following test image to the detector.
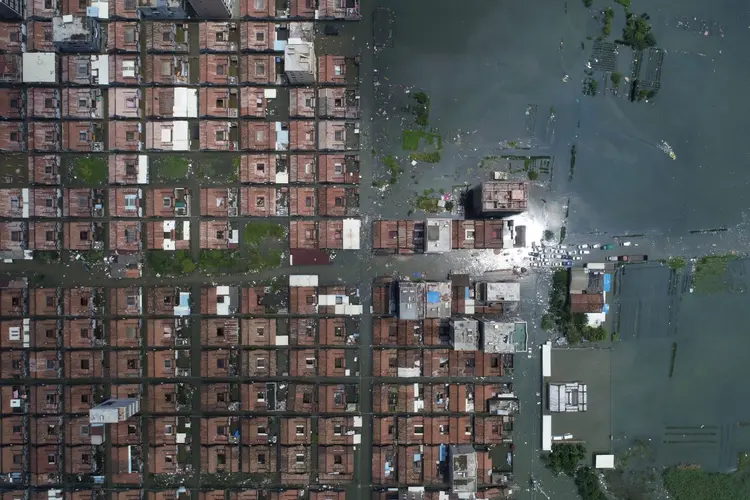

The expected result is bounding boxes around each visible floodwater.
[359,0,750,497]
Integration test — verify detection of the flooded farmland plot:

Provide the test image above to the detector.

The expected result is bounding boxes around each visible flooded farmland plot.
[614,258,750,477]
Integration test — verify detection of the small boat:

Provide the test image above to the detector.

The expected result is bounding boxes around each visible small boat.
[659,140,676,160]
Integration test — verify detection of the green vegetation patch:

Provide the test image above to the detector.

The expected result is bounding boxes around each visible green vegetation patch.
[664,466,750,500]
[667,256,687,270]
[569,144,577,180]
[544,443,587,475]
[583,0,592,6]
[243,221,287,272]
[575,467,607,500]
[36,251,61,263]
[611,72,623,87]
[414,188,442,214]
[583,77,599,96]
[69,156,107,185]
[374,155,403,187]
[244,221,286,245]
[147,250,196,276]
[151,156,190,181]
[635,89,657,102]
[196,156,239,182]
[622,13,656,50]
[409,152,441,163]
[693,254,739,293]
[669,342,678,377]
[614,0,631,9]
[410,91,430,126]
[199,250,243,274]
[602,8,614,37]
[402,129,442,151]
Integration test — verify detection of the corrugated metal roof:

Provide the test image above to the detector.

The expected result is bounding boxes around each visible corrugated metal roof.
[570,293,604,313]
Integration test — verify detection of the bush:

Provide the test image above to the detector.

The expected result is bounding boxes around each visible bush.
[541,314,556,331]
[611,72,623,87]
[583,0,593,6]
[623,13,657,50]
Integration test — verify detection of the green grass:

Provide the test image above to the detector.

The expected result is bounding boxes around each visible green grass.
[402,130,442,151]
[414,188,441,213]
[667,256,687,271]
[614,0,630,9]
[693,254,739,293]
[244,221,286,245]
[196,157,239,182]
[408,152,441,163]
[71,156,107,185]
[664,466,750,500]
[152,156,190,180]
[243,222,286,272]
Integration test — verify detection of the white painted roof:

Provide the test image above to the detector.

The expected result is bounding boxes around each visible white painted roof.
[342,219,361,250]
[595,454,615,469]
[542,415,552,451]
[23,53,57,83]
[290,275,318,287]
[542,341,551,378]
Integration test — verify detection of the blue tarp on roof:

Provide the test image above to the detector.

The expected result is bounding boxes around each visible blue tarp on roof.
[465,287,470,299]
[603,274,612,292]
[427,291,440,303]
[603,303,610,314]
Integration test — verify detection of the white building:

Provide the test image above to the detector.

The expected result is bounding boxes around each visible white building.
[284,38,316,85]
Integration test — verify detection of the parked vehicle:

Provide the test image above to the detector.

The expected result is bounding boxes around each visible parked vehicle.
[586,263,606,269]
[578,244,589,249]
[626,255,648,262]
[607,256,618,261]
[600,244,615,250]
[573,256,583,260]
[622,241,632,247]
[583,250,590,255]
